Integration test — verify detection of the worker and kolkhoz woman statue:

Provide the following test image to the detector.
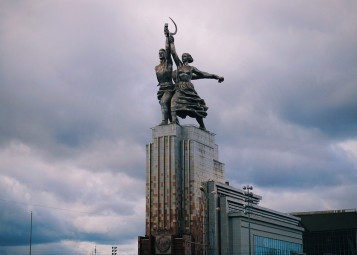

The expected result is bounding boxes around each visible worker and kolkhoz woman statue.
[155,18,224,131]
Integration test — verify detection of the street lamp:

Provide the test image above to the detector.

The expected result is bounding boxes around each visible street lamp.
[243,185,254,255]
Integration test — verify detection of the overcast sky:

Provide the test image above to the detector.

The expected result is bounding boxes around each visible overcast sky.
[1,0,357,254]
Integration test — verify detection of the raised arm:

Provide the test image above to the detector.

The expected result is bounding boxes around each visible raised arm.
[191,66,224,83]
[164,26,172,65]
[169,36,182,68]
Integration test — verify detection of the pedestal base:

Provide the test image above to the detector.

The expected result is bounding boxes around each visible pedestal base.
[138,234,195,255]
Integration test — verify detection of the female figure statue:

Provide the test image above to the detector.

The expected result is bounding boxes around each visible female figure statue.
[169,36,224,130]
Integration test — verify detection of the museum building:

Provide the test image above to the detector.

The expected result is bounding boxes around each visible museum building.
[138,124,304,255]
[204,180,304,255]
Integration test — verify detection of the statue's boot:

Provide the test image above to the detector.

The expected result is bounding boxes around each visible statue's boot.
[159,113,168,126]
[196,117,206,131]
[159,106,168,125]
[168,110,172,123]
[171,111,180,125]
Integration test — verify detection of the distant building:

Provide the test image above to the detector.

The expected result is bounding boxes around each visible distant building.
[138,125,304,255]
[292,209,357,255]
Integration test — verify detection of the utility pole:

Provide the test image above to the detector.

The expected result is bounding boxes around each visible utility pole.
[112,246,117,255]
[29,211,32,255]
[243,185,254,255]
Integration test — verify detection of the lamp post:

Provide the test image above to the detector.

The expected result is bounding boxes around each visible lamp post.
[243,185,253,255]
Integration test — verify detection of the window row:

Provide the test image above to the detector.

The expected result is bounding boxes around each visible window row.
[254,235,302,255]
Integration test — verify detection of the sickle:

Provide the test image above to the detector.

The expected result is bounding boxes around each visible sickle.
[169,17,177,36]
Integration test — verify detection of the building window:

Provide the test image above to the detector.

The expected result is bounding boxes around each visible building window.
[254,235,303,255]
[303,229,355,255]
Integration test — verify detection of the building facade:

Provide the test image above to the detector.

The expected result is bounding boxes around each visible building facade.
[205,181,304,255]
[138,124,304,255]
[139,124,225,255]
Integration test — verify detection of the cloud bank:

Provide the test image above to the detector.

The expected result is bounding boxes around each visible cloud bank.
[1,1,356,254]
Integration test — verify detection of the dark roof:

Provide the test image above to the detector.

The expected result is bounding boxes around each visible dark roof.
[291,209,357,232]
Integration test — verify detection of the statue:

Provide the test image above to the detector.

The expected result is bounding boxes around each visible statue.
[155,21,177,125]
[156,18,224,130]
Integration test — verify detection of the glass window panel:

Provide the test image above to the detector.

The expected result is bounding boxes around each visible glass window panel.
[253,235,302,255]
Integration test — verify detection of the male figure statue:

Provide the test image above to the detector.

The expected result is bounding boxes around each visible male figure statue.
[155,24,176,125]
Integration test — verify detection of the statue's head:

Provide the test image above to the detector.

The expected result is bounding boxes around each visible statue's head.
[159,49,166,60]
[182,53,193,63]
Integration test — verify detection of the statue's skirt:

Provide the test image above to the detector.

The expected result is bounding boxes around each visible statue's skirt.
[171,81,208,119]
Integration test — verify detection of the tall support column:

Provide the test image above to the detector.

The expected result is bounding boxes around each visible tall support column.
[143,124,225,255]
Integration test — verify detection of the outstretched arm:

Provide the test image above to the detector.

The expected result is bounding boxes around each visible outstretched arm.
[191,67,224,83]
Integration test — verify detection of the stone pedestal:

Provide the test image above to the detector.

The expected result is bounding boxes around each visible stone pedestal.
[139,124,225,255]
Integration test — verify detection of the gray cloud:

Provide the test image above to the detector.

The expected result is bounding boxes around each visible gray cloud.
[1,0,357,254]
